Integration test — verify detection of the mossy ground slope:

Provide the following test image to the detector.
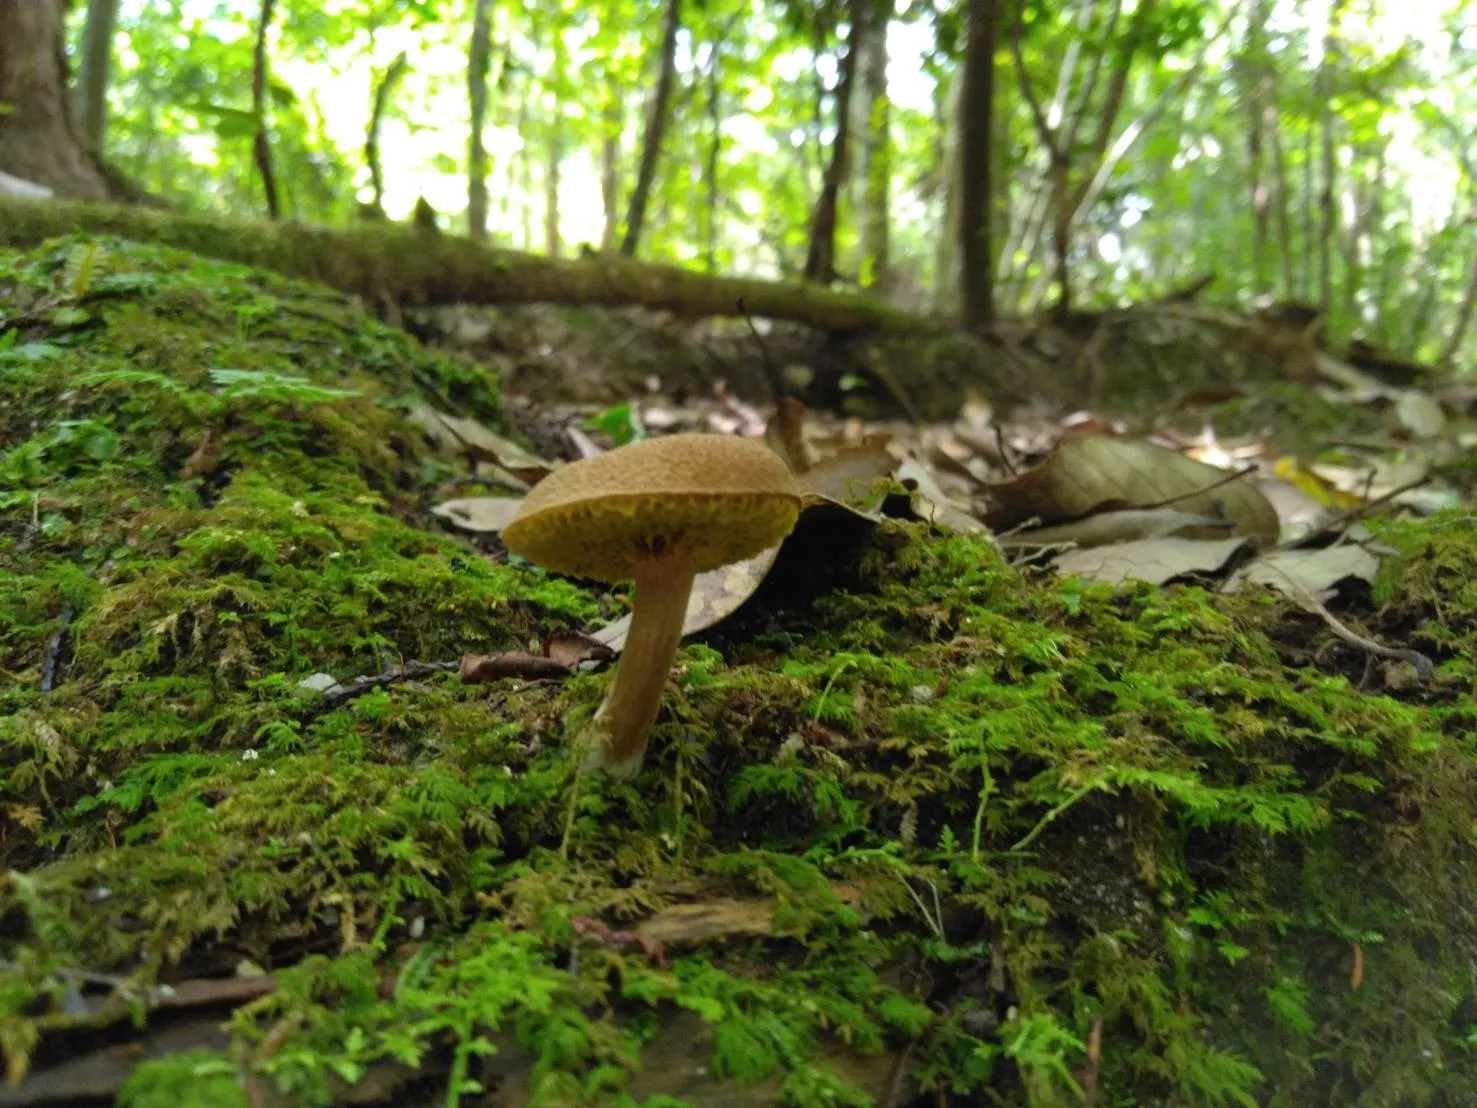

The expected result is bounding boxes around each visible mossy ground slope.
[2,236,1476,1108]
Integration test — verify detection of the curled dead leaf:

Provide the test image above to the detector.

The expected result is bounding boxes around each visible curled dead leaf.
[987,434,1281,549]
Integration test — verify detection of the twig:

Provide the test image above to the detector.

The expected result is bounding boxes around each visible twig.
[737,297,788,405]
[1265,562,1435,679]
[320,660,458,708]
[1143,463,1258,512]
[41,604,73,692]
[1271,474,1432,553]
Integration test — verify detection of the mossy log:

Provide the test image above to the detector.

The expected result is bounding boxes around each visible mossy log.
[0,196,938,335]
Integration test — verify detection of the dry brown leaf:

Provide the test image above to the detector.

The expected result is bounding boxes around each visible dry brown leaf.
[459,652,574,682]
[765,396,815,474]
[1052,536,1250,585]
[987,434,1281,548]
[794,436,898,506]
[591,543,785,653]
[544,630,615,669]
[1225,544,1381,603]
[407,404,555,482]
[431,495,525,533]
[896,457,988,534]
[1001,508,1233,550]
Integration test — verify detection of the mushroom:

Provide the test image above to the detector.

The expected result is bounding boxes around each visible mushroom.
[501,432,801,777]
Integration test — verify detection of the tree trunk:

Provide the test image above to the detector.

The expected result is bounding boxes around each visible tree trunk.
[621,0,682,257]
[857,0,891,292]
[76,0,119,153]
[601,95,622,251]
[0,0,113,199]
[1439,242,1477,368]
[251,0,281,219]
[933,73,960,314]
[545,23,567,257]
[1239,0,1270,296]
[1268,100,1295,297]
[959,0,997,329]
[804,0,864,284]
[704,56,723,274]
[1315,0,1348,315]
[367,51,408,217]
[467,0,494,241]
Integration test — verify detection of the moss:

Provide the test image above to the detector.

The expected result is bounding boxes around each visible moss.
[3,237,1477,1107]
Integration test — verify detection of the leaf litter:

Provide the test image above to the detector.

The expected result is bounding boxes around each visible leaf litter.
[427,355,1467,683]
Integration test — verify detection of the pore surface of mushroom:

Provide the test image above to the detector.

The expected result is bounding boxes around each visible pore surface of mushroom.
[501,432,800,777]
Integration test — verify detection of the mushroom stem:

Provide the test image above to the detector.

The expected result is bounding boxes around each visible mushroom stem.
[587,558,697,778]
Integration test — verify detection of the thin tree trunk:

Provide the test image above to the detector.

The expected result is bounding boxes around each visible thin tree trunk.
[367,51,407,217]
[1440,241,1477,367]
[1302,122,1314,301]
[621,0,682,256]
[545,24,567,257]
[960,0,998,328]
[704,56,723,273]
[545,120,564,257]
[601,95,622,251]
[804,0,865,284]
[1268,100,1295,297]
[76,0,119,153]
[467,0,494,241]
[1239,0,1270,295]
[0,0,113,198]
[251,0,280,219]
[1316,0,1348,315]
[934,73,961,313]
[857,0,891,292]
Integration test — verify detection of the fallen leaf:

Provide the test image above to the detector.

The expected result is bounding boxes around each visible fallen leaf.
[1052,536,1250,585]
[1392,390,1447,440]
[431,495,524,533]
[459,651,574,683]
[1001,508,1233,550]
[765,396,815,474]
[895,457,988,534]
[407,404,555,482]
[591,543,785,653]
[987,434,1281,548]
[1225,543,1381,603]
[794,436,898,507]
[544,630,615,669]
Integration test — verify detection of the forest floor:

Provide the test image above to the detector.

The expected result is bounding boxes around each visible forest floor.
[2,234,1476,1108]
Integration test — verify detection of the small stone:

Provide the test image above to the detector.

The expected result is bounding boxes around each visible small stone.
[909,684,936,704]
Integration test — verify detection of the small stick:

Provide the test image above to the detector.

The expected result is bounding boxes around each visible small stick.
[41,604,73,692]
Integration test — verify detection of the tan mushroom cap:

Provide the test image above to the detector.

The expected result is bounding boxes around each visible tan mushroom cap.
[502,432,801,581]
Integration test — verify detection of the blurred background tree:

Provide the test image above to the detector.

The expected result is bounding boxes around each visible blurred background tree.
[0,0,1472,364]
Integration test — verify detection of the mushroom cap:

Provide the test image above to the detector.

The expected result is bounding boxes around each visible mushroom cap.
[502,432,800,581]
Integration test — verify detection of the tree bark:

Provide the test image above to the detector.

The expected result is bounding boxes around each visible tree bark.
[1268,100,1295,297]
[601,95,622,251]
[959,0,998,329]
[0,0,113,199]
[1439,242,1477,368]
[1239,0,1270,295]
[251,0,281,219]
[367,52,408,217]
[621,0,682,257]
[933,72,961,314]
[857,0,891,292]
[0,195,943,335]
[467,0,494,241]
[804,0,864,284]
[76,0,119,153]
[1316,0,1349,315]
